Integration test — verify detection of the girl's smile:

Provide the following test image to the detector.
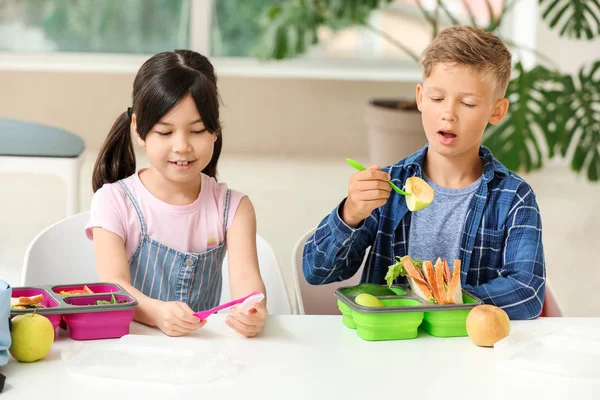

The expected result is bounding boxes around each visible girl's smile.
[169,159,196,169]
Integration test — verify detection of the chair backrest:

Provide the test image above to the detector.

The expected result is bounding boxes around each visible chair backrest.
[220,234,291,314]
[22,211,98,286]
[541,279,563,317]
[292,227,364,315]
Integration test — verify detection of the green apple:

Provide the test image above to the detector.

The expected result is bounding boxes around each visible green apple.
[9,313,54,362]
[355,293,384,307]
[405,176,434,212]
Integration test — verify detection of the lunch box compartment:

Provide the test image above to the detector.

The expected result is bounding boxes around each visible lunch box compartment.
[351,298,424,341]
[51,283,120,295]
[10,287,62,333]
[11,287,60,309]
[62,308,134,340]
[421,293,481,337]
[63,294,134,307]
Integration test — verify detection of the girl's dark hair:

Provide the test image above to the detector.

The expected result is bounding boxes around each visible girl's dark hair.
[92,50,222,192]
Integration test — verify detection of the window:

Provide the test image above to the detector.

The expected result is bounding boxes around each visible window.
[211,0,281,57]
[0,0,190,53]
[0,0,533,79]
[210,0,507,61]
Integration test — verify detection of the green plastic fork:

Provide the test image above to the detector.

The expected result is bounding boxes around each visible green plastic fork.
[345,158,411,196]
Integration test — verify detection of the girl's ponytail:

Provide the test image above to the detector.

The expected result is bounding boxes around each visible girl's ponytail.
[92,111,136,192]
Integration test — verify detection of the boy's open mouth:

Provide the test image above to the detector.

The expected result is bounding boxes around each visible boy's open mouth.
[438,129,457,138]
[437,129,457,145]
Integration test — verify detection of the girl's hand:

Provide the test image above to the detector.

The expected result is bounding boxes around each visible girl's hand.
[155,301,206,337]
[226,302,267,338]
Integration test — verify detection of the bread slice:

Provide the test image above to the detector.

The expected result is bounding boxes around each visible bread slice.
[11,294,44,307]
[423,261,443,304]
[445,260,463,304]
[433,261,447,305]
[443,258,452,285]
[401,256,434,302]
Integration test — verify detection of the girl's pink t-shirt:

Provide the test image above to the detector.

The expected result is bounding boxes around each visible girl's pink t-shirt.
[85,170,245,260]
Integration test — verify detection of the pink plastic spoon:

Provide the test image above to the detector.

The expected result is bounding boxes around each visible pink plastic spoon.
[193,291,263,320]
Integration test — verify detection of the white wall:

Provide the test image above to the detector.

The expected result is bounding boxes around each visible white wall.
[0,70,417,158]
[535,16,600,74]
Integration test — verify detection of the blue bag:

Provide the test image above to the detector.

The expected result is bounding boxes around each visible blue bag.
[1,279,11,391]
[0,280,10,366]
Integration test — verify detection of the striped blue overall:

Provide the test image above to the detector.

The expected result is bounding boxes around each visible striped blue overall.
[118,181,230,311]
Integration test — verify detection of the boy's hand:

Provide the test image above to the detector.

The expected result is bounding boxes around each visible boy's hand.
[226,302,267,338]
[155,301,207,337]
[342,165,391,227]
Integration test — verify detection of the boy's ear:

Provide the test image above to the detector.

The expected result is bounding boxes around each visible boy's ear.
[416,83,424,112]
[131,114,145,147]
[489,98,509,125]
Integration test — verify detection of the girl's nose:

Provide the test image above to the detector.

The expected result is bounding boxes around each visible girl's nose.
[172,133,192,153]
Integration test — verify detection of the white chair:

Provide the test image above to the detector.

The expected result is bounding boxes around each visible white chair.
[220,234,291,314]
[22,211,97,286]
[292,227,364,315]
[0,118,84,217]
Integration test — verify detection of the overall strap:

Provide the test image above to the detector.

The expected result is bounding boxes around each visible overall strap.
[118,181,147,237]
[222,189,231,235]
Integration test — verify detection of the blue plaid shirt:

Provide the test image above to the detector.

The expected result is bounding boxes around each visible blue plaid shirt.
[303,145,546,320]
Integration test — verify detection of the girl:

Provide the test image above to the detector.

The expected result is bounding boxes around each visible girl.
[86,50,267,337]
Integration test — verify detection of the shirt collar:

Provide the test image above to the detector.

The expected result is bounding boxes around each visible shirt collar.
[404,144,509,182]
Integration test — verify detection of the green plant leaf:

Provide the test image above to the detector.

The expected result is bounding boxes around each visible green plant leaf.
[588,152,600,180]
[253,0,394,60]
[486,61,600,182]
[253,3,322,60]
[484,63,565,173]
[540,0,600,40]
[563,61,600,180]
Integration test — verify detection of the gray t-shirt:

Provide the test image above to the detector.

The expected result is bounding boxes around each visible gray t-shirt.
[407,175,482,263]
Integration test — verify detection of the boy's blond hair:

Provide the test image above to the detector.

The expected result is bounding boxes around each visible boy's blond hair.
[420,26,512,99]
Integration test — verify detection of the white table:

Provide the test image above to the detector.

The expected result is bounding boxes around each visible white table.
[1,315,598,400]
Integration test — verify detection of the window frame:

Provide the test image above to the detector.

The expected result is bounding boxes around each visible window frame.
[0,0,538,81]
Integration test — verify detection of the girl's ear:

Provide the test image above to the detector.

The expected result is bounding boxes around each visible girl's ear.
[132,114,145,147]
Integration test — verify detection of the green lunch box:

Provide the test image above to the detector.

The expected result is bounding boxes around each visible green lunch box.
[335,284,483,341]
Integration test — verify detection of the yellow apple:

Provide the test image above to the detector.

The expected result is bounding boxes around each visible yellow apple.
[9,313,54,362]
[466,305,510,347]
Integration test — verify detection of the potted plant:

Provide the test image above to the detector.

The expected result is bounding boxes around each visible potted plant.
[253,0,599,181]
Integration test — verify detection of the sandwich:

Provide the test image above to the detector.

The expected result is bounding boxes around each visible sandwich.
[10,294,45,310]
[385,256,463,304]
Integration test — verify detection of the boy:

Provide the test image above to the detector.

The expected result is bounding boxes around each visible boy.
[302,26,545,320]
